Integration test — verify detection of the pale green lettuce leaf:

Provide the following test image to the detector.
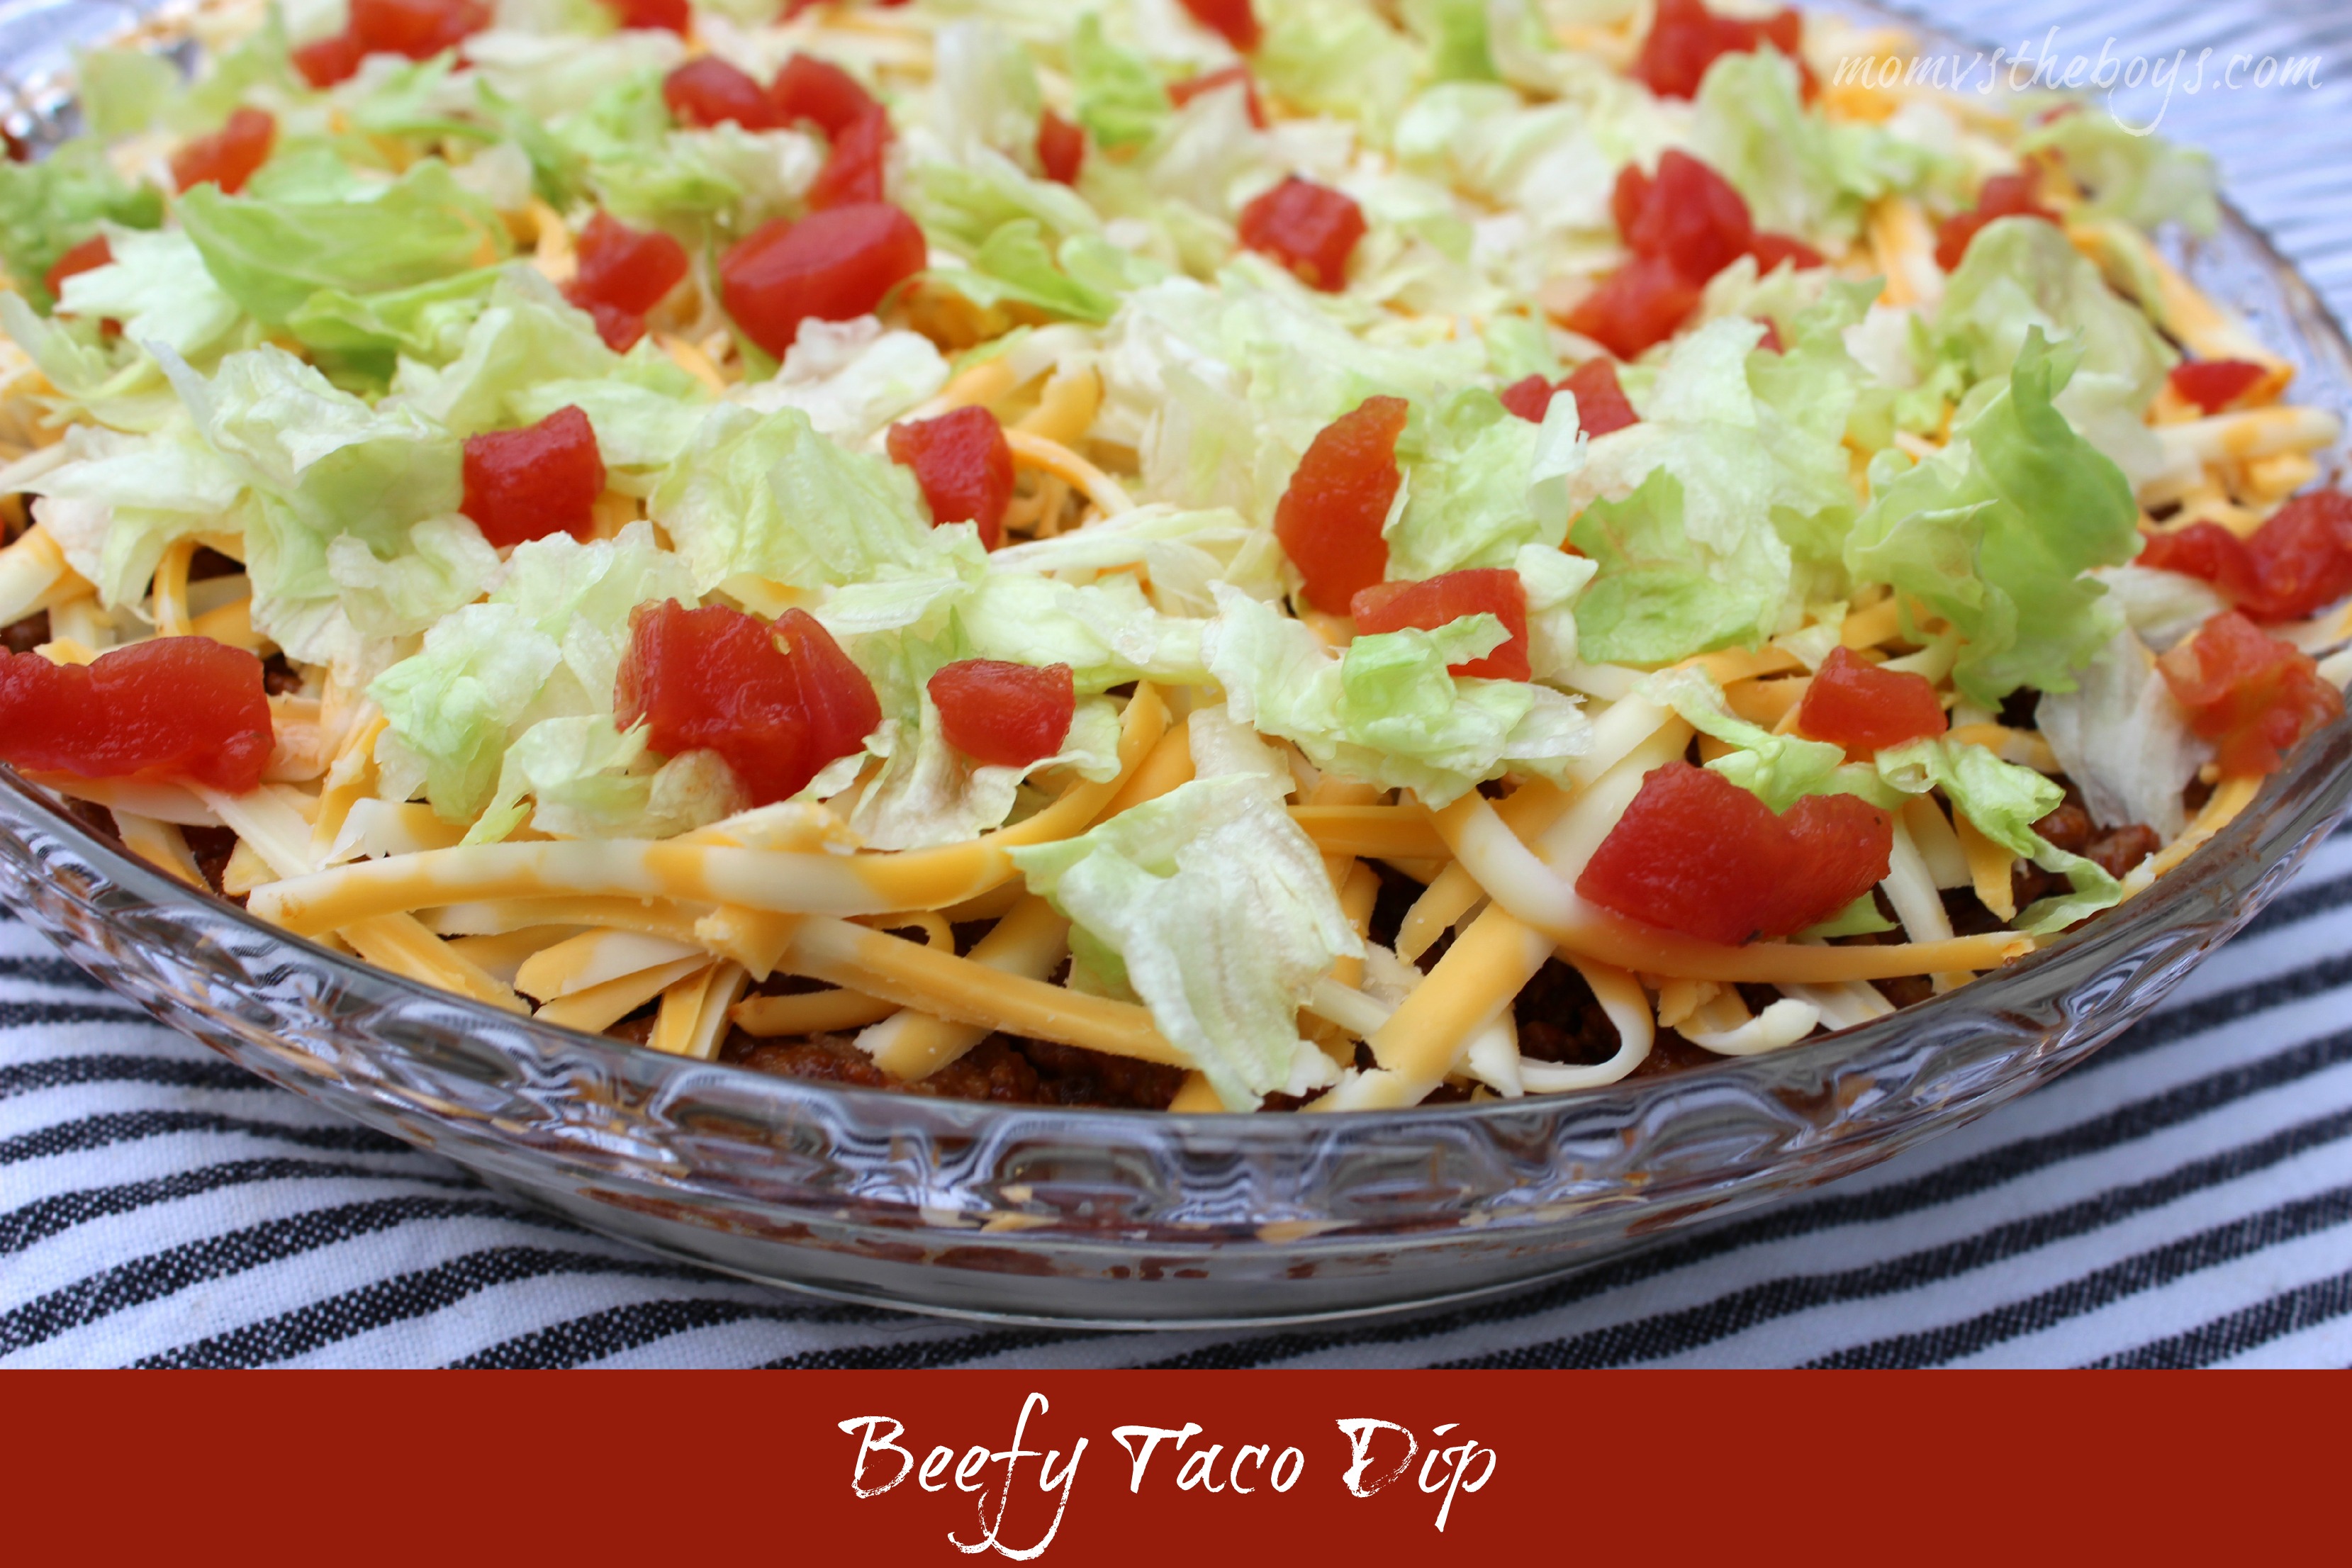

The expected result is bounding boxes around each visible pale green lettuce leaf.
[1384,387,1557,578]
[22,422,247,608]
[384,268,624,434]
[648,405,935,593]
[325,514,500,638]
[853,690,1122,851]
[75,46,184,138]
[1403,0,1498,82]
[2033,627,2207,841]
[469,714,743,845]
[0,141,165,313]
[1009,772,1362,1109]
[1874,736,2122,933]
[1844,330,2141,703]
[931,19,1046,162]
[1203,584,1589,805]
[727,318,948,443]
[1255,0,1428,146]
[990,503,1289,615]
[1934,216,2175,486]
[1516,541,1598,681]
[179,159,511,327]
[1071,11,1169,151]
[2019,110,2219,235]
[1693,48,1942,246]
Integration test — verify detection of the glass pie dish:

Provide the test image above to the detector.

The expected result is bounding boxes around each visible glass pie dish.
[5,0,2352,1326]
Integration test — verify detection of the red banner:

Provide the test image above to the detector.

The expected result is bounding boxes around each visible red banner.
[7,1370,2335,1558]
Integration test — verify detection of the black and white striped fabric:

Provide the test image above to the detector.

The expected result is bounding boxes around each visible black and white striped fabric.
[9,0,2352,1367]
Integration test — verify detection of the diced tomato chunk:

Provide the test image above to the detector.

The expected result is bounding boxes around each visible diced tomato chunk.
[1613,152,1754,286]
[2169,358,2269,415]
[1797,645,1949,757]
[350,0,488,60]
[1562,358,1638,435]
[1176,0,1259,53]
[770,52,880,138]
[1036,108,1085,186]
[605,0,688,33]
[928,659,1075,768]
[1750,230,1825,272]
[1577,761,1894,946]
[566,210,689,317]
[617,602,880,805]
[887,405,1016,549]
[574,299,646,352]
[43,235,112,305]
[807,107,891,211]
[1351,569,1531,682]
[2158,610,2343,776]
[663,57,782,130]
[719,203,927,360]
[0,637,274,795]
[1237,176,1365,293]
[1754,317,1786,354]
[1933,172,2059,271]
[1499,374,1553,424]
[1275,395,1409,614]
[169,107,275,196]
[1169,65,1266,128]
[1565,253,1703,361]
[461,406,606,549]
[292,30,369,89]
[2140,493,2352,624]
[1633,0,1808,101]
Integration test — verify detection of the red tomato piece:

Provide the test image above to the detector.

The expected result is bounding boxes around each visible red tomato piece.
[1169,65,1266,128]
[2137,520,2258,606]
[769,52,880,139]
[1613,151,1754,284]
[350,0,488,60]
[807,107,891,211]
[1275,396,1409,615]
[1176,0,1259,52]
[2158,610,2343,776]
[169,107,275,196]
[605,0,688,33]
[928,659,1076,768]
[1932,171,2059,271]
[2169,358,2268,415]
[1754,318,1786,354]
[566,210,689,317]
[1751,230,1825,272]
[886,405,1016,550]
[1499,374,1554,423]
[719,203,927,359]
[1350,569,1531,682]
[2141,495,2352,624]
[1036,108,1085,186]
[663,56,783,130]
[1236,176,1365,293]
[1796,645,1949,757]
[1577,761,1893,946]
[617,602,880,805]
[573,299,647,352]
[1562,358,1639,435]
[43,234,112,305]
[1501,362,1640,434]
[1564,254,1703,361]
[1633,0,1808,101]
[292,29,369,89]
[0,637,274,794]
[460,406,606,549]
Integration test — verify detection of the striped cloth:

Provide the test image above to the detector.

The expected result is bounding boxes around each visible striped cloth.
[8,0,2352,1367]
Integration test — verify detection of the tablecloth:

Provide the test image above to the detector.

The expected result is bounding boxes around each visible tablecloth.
[6,0,2352,1368]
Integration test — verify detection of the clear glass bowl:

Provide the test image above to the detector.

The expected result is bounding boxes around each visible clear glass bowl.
[6,0,2352,1326]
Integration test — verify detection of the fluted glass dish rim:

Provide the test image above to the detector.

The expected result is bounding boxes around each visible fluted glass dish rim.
[6,0,2352,1325]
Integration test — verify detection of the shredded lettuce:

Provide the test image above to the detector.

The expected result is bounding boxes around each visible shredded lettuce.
[649,405,937,594]
[0,142,165,313]
[1070,11,1170,151]
[1253,0,1427,145]
[1844,330,2142,703]
[1011,771,1362,1109]
[2019,111,2219,235]
[1383,387,1557,579]
[728,317,948,443]
[2034,627,2207,841]
[1693,49,1941,247]
[1645,665,1897,811]
[1875,737,2123,933]
[1203,583,1589,805]
[55,228,248,362]
[1935,216,2176,487]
